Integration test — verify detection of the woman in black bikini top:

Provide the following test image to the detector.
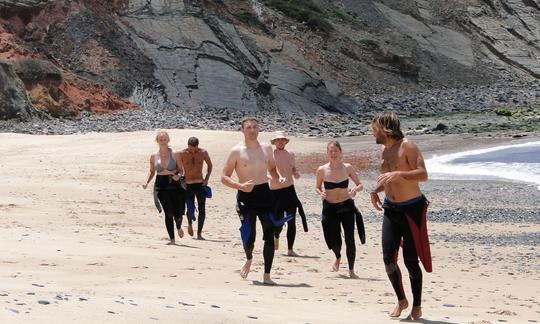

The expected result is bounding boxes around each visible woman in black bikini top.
[315,140,364,278]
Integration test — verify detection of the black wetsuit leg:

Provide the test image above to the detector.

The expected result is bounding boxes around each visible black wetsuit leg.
[258,210,275,274]
[339,210,356,270]
[244,212,257,260]
[402,216,422,306]
[156,176,184,240]
[195,186,206,235]
[157,190,176,240]
[285,207,297,250]
[322,202,342,259]
[382,212,406,301]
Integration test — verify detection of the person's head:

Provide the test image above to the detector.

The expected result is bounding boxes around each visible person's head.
[371,112,404,144]
[155,130,170,146]
[187,136,199,153]
[271,131,289,150]
[327,140,342,161]
[241,116,259,140]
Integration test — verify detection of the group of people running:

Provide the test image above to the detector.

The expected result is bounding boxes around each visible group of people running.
[143,112,432,320]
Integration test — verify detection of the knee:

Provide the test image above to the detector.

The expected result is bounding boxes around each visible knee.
[384,261,398,275]
[404,259,422,278]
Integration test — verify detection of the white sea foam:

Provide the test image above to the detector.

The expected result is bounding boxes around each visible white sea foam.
[425,141,540,189]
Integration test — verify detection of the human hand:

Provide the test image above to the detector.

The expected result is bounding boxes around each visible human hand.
[370,192,382,211]
[319,190,327,200]
[203,179,208,186]
[293,171,300,179]
[142,183,148,189]
[377,171,402,186]
[239,180,255,192]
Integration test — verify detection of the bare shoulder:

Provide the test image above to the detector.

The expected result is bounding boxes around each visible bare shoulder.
[178,148,188,155]
[229,143,244,155]
[316,163,328,173]
[401,138,420,151]
[344,162,355,171]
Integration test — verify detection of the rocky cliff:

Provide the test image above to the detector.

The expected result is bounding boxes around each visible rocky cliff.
[0,0,538,121]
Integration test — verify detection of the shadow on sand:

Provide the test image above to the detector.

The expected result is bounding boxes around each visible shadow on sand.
[399,319,459,324]
[281,254,320,259]
[252,281,312,288]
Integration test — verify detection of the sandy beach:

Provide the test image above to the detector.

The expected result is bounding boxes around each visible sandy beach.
[0,130,538,323]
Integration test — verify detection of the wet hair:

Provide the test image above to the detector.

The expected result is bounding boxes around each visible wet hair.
[371,112,404,140]
[155,130,170,142]
[327,140,342,152]
[188,136,199,147]
[241,116,259,129]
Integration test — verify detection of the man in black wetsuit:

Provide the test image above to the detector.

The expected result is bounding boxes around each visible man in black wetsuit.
[370,112,432,320]
[221,117,283,285]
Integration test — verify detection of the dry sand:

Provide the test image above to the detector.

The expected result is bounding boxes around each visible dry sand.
[0,130,538,323]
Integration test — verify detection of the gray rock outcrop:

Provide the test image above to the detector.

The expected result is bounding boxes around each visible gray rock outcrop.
[0,60,36,120]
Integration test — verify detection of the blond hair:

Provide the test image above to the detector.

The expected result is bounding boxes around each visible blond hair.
[155,130,170,142]
[371,112,404,140]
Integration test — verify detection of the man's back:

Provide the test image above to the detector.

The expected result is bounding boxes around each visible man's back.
[180,148,207,183]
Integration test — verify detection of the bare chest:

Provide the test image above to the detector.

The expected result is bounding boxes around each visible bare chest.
[381,149,408,172]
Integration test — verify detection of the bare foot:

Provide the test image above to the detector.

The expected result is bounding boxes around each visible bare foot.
[187,224,194,236]
[406,306,422,320]
[348,269,359,279]
[390,299,409,318]
[240,259,252,279]
[287,249,299,257]
[166,239,176,245]
[196,234,205,240]
[177,228,184,238]
[263,273,276,285]
[274,237,279,250]
[332,258,340,272]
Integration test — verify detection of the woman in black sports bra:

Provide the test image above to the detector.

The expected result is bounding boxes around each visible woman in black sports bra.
[142,131,185,245]
[316,141,363,278]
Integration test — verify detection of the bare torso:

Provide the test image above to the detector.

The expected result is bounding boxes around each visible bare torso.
[179,148,208,184]
[234,142,273,185]
[381,139,422,202]
[270,149,295,189]
[319,163,351,203]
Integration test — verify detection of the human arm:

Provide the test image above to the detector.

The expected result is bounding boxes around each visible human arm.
[291,152,300,179]
[142,155,156,189]
[166,151,182,181]
[221,148,254,192]
[315,166,326,200]
[346,164,363,198]
[203,150,213,186]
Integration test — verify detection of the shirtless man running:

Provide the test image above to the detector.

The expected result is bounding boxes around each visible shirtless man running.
[221,117,283,285]
[178,137,212,240]
[370,112,432,320]
[270,131,303,257]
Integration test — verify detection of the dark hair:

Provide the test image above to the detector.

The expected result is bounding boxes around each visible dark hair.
[327,140,342,152]
[371,112,404,140]
[188,136,199,147]
[241,116,259,129]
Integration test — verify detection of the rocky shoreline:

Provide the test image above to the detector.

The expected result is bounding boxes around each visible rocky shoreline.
[1,82,539,137]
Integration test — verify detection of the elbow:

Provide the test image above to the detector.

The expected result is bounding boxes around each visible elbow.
[421,171,428,182]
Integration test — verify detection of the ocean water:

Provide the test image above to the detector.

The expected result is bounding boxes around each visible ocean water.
[425,141,540,189]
